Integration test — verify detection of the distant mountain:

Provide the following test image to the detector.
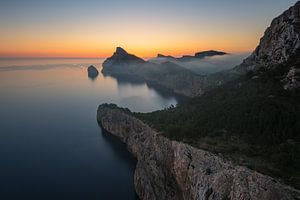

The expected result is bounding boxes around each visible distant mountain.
[195,50,227,58]
[155,50,227,62]
[102,47,211,97]
[102,48,232,97]
[157,54,176,59]
[102,47,145,73]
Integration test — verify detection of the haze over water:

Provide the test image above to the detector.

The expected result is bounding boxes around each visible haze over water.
[0,58,177,199]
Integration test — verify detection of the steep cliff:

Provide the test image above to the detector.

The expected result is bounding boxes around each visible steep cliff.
[97,104,299,200]
[236,1,300,72]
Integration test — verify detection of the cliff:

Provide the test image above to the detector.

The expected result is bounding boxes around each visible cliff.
[97,104,299,200]
[235,1,300,72]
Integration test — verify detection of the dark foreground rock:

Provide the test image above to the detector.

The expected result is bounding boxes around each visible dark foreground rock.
[97,104,299,200]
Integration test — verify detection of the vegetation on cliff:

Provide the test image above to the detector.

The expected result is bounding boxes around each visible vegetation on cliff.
[135,57,300,188]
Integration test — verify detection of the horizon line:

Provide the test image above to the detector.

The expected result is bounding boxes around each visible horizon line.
[0,56,105,60]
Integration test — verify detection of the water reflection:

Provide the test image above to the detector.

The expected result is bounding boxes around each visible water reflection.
[99,127,139,199]
[102,73,186,107]
[0,58,177,199]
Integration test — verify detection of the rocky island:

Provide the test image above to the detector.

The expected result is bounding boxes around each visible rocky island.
[87,65,99,79]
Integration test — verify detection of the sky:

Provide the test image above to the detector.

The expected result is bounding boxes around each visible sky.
[0,0,298,58]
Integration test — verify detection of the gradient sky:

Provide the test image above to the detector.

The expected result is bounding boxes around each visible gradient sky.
[0,0,298,58]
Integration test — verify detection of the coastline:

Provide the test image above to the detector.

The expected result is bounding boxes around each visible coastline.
[97,104,299,200]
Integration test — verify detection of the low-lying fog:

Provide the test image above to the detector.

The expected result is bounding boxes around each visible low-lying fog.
[149,53,250,75]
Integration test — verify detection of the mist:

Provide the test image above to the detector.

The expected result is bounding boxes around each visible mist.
[149,53,250,75]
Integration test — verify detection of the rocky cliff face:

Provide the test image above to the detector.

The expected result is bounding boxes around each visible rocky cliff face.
[97,104,299,200]
[236,1,300,72]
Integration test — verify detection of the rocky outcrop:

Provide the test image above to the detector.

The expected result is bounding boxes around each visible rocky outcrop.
[87,65,99,79]
[102,47,145,72]
[283,66,300,90]
[97,104,299,200]
[236,1,300,72]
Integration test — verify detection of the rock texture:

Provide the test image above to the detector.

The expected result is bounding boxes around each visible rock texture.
[236,1,300,72]
[283,66,300,90]
[97,104,299,200]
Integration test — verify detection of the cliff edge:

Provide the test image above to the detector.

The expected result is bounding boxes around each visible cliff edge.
[97,104,299,200]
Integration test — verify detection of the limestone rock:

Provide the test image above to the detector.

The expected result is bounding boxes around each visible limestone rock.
[283,66,300,90]
[97,104,299,200]
[236,1,300,72]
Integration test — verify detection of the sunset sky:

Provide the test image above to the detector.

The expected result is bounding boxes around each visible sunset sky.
[0,0,298,58]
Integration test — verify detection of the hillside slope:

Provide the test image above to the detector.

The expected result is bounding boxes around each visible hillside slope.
[102,47,238,97]
[135,1,300,188]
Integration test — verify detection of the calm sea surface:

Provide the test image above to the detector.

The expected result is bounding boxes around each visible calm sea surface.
[0,58,178,199]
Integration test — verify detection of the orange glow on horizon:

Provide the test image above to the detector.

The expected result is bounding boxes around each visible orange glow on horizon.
[0,22,261,58]
[1,0,295,59]
[0,37,257,58]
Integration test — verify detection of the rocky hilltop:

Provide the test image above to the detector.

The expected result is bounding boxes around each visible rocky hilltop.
[236,1,300,72]
[97,104,299,200]
[103,47,145,71]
